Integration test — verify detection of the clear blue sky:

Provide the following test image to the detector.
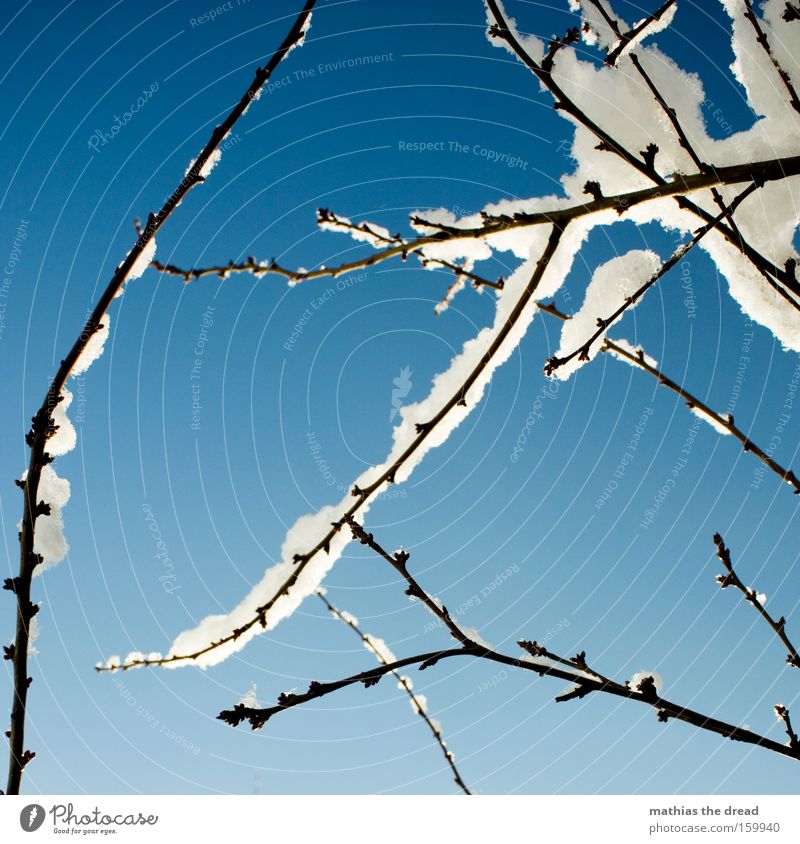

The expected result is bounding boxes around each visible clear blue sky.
[1,0,799,794]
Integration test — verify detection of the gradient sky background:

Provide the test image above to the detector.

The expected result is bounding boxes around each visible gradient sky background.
[2,0,800,795]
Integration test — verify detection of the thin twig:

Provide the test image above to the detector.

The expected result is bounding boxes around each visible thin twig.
[343,516,476,648]
[539,300,800,494]
[743,0,800,115]
[774,705,800,751]
[315,590,472,794]
[606,339,800,493]
[218,644,800,761]
[713,533,800,670]
[5,0,316,796]
[544,181,759,376]
[150,154,800,294]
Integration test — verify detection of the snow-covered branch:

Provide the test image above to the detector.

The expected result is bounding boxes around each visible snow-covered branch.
[5,0,317,796]
[99,224,567,672]
[315,590,471,795]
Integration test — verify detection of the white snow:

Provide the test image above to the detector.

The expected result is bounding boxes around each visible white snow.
[410,693,428,717]
[185,149,222,180]
[239,683,260,708]
[605,336,659,368]
[553,250,662,379]
[461,626,493,650]
[362,634,396,665]
[486,0,800,349]
[630,670,664,694]
[569,0,626,51]
[690,405,734,436]
[27,616,40,655]
[113,239,157,298]
[48,388,77,457]
[286,10,313,57]
[339,610,359,627]
[72,315,110,376]
[484,0,545,64]
[129,238,157,280]
[31,465,71,572]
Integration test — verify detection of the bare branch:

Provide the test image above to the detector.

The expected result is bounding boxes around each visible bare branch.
[315,590,472,795]
[713,534,800,670]
[219,600,800,763]
[344,516,477,648]
[518,640,621,693]
[312,519,798,764]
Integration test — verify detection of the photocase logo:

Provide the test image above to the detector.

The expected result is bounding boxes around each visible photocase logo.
[20,804,45,832]
[390,366,413,422]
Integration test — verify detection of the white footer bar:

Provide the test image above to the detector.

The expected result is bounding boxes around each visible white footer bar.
[1,795,798,842]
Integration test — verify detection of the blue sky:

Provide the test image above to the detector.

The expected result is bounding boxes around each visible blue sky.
[2,0,800,795]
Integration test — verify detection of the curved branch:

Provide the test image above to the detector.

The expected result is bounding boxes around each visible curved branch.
[6,0,316,796]
[219,627,800,763]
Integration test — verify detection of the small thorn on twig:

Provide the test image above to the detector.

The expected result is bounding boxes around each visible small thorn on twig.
[640,142,659,170]
[583,180,603,202]
[394,549,410,567]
